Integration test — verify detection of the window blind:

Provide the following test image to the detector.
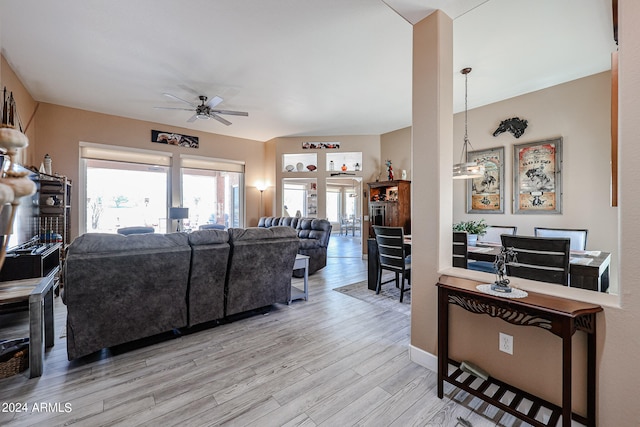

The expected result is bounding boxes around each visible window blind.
[80,144,172,166]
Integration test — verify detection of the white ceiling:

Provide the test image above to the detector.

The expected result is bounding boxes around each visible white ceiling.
[0,0,616,142]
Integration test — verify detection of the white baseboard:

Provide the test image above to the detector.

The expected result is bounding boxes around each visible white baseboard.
[409,344,438,373]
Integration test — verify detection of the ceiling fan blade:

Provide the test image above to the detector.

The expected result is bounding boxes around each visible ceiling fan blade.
[154,106,196,111]
[211,109,249,116]
[163,93,197,107]
[210,113,232,126]
[205,96,224,109]
[187,114,198,123]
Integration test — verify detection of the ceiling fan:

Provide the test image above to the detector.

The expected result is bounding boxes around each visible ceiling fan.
[155,93,248,125]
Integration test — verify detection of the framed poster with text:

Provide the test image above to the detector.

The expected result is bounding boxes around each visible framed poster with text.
[467,146,505,213]
[513,137,562,214]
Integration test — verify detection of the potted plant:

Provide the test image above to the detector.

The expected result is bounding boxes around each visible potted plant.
[453,219,488,246]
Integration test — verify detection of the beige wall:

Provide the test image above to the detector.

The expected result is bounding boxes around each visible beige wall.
[411,1,640,424]
[1,55,38,166]
[603,0,640,422]
[381,126,411,181]
[3,1,640,422]
[410,10,454,358]
[33,103,266,239]
[269,135,380,254]
[453,72,618,290]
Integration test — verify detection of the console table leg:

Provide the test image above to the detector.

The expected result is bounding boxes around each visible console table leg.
[437,288,448,399]
[587,327,597,427]
[562,320,572,427]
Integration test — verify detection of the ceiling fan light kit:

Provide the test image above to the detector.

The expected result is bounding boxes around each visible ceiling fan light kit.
[453,67,485,180]
[154,93,248,126]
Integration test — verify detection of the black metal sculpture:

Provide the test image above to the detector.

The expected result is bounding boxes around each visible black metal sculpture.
[491,246,518,293]
[493,117,528,138]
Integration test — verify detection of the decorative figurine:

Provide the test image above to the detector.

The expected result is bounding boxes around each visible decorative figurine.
[386,159,393,181]
[492,117,528,138]
[491,246,518,293]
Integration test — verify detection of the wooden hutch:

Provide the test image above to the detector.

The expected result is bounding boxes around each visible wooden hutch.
[367,180,411,237]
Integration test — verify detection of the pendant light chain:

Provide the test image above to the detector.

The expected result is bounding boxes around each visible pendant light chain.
[458,67,472,164]
[453,67,484,179]
[464,68,469,145]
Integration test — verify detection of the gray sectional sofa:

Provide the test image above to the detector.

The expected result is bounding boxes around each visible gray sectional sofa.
[63,227,299,360]
[258,216,332,276]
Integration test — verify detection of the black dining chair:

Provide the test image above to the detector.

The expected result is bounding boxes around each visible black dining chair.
[452,231,468,268]
[501,235,571,285]
[455,231,495,273]
[373,225,411,302]
[534,227,588,251]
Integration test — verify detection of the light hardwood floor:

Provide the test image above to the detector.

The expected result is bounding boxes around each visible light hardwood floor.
[0,234,532,426]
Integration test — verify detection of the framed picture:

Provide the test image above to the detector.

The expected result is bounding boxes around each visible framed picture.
[513,137,562,214]
[466,146,505,213]
[386,187,399,201]
[302,142,340,149]
[151,130,199,148]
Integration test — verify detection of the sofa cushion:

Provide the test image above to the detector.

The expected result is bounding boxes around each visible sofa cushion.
[229,225,297,242]
[226,226,299,316]
[67,232,189,254]
[298,238,323,250]
[187,229,230,326]
[188,229,229,245]
[258,216,332,276]
[64,232,191,360]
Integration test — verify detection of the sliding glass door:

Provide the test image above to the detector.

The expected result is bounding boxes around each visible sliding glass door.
[181,168,243,230]
[85,159,169,233]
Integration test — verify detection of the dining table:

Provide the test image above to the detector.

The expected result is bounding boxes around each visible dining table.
[467,243,611,292]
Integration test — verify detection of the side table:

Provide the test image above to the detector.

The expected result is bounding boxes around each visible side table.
[0,272,56,377]
[290,254,309,303]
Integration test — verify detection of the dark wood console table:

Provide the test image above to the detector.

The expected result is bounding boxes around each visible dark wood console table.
[437,275,602,427]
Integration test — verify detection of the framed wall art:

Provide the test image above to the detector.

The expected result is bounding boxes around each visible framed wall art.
[151,130,199,148]
[513,137,562,214]
[467,146,505,213]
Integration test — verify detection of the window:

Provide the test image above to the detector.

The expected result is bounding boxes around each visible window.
[181,168,243,230]
[80,144,245,234]
[345,187,358,218]
[84,159,169,233]
[326,187,341,223]
[283,179,314,218]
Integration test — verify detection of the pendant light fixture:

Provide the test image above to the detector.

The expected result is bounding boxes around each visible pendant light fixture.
[453,67,485,179]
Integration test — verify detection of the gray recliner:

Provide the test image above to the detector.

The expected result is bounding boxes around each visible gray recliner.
[225,227,299,316]
[258,216,332,276]
[64,232,191,360]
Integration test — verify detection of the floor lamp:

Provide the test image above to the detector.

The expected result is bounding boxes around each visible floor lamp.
[256,183,267,218]
[169,207,189,232]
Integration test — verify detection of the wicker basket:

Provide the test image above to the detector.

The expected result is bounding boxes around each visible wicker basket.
[0,339,29,379]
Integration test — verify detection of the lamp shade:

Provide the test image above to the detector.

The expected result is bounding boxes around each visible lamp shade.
[169,207,189,220]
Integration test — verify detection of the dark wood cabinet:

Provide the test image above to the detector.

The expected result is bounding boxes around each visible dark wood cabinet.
[367,180,411,238]
[38,173,72,247]
[0,243,61,282]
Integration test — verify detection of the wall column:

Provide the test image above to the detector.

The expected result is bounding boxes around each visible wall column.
[410,11,453,358]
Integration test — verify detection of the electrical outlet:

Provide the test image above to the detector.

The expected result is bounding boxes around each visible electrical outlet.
[499,332,513,355]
